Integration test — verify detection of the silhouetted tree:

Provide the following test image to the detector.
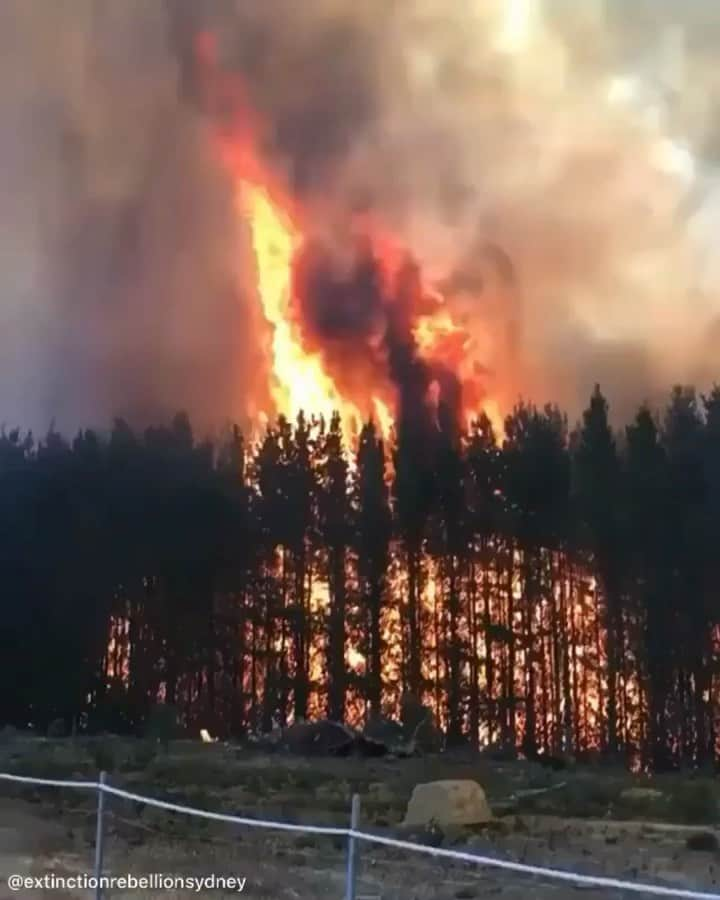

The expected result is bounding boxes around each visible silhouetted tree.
[355,420,391,719]
[573,385,625,756]
[1,385,719,768]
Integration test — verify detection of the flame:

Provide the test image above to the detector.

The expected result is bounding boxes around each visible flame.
[237,179,364,434]
[235,171,503,440]
[200,32,500,442]
[414,307,468,357]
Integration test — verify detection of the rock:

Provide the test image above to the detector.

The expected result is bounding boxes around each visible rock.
[403,780,492,827]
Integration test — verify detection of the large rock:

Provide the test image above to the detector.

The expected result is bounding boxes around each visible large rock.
[403,780,491,827]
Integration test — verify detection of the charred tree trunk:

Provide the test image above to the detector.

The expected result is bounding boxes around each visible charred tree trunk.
[521,550,538,757]
[406,547,423,697]
[366,577,384,718]
[327,546,347,722]
[482,539,495,744]
[467,554,480,748]
[293,549,310,722]
[446,555,463,745]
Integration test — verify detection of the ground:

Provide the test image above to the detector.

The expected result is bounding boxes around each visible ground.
[1,735,720,899]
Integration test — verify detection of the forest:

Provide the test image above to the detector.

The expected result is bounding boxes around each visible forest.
[1,383,719,772]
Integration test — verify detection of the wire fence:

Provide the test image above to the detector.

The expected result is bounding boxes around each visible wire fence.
[2,770,720,900]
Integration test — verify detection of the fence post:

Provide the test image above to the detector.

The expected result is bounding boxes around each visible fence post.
[344,793,360,900]
[93,771,107,900]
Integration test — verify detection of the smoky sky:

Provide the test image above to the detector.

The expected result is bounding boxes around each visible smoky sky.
[0,0,265,435]
[1,0,719,436]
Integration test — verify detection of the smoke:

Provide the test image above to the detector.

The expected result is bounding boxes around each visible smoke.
[1,0,719,434]
[0,0,267,435]
[174,0,720,420]
[293,239,461,445]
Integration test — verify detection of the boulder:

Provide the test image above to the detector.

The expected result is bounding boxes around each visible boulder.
[403,780,491,827]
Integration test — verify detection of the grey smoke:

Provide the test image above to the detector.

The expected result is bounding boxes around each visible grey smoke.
[1,0,719,435]
[0,0,264,435]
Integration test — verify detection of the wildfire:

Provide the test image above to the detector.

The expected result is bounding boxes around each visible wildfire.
[413,307,468,359]
[198,28,498,444]
[238,179,364,435]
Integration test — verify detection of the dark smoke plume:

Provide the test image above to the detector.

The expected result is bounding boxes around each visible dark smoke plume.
[293,241,461,446]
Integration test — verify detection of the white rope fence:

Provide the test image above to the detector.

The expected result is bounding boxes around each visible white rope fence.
[2,771,720,900]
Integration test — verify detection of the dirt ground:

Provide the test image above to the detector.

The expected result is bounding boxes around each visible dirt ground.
[2,737,720,899]
[2,796,720,899]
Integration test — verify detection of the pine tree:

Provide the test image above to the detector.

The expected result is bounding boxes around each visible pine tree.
[355,420,391,719]
[625,405,672,769]
[319,412,350,721]
[573,385,624,755]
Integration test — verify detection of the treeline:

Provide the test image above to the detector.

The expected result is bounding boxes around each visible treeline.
[2,384,720,770]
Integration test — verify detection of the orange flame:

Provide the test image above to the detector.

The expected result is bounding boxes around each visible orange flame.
[237,179,365,435]
[198,30,500,442]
